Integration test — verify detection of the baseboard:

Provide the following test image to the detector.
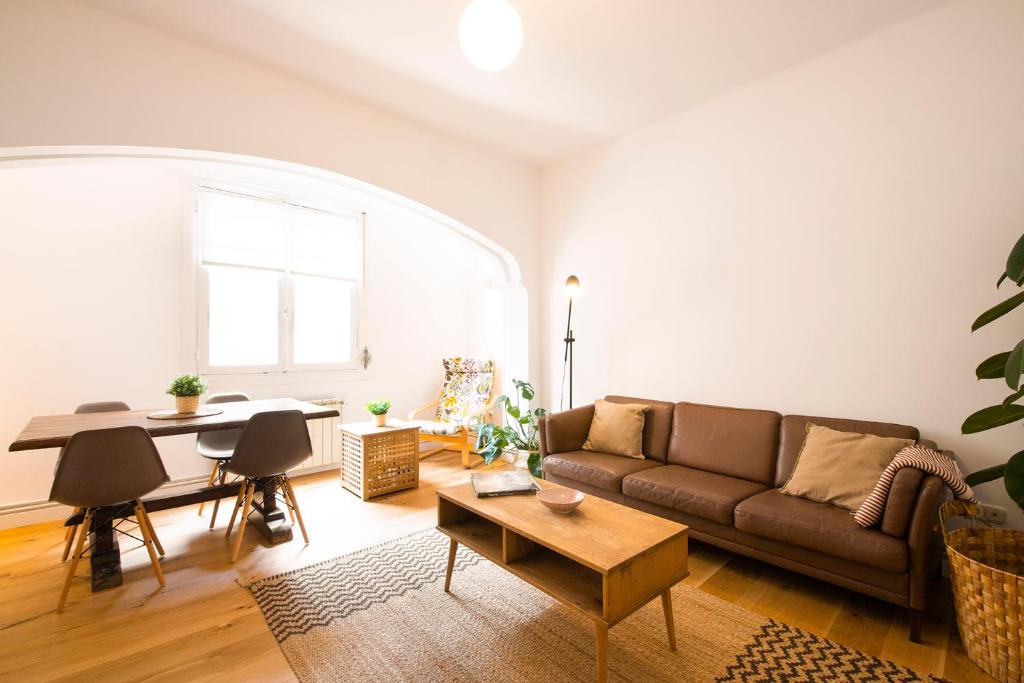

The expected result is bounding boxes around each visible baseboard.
[0,463,341,532]
[0,474,217,531]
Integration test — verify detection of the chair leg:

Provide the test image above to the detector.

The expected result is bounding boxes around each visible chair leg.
[58,509,92,613]
[461,437,471,469]
[64,508,80,540]
[208,464,226,530]
[135,502,164,557]
[230,483,255,562]
[282,476,309,545]
[61,522,78,562]
[198,461,219,516]
[225,480,248,538]
[135,502,165,587]
[284,479,296,523]
[418,440,446,460]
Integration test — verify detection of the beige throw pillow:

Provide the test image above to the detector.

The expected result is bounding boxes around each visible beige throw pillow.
[582,400,648,459]
[780,424,914,510]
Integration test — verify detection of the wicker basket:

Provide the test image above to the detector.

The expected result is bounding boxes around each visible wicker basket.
[940,500,1024,683]
[175,395,200,414]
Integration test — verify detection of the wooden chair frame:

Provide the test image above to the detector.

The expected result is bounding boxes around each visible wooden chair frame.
[224,473,308,562]
[407,368,499,469]
[59,501,164,612]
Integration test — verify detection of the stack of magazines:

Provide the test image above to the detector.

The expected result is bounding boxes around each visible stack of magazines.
[470,471,538,498]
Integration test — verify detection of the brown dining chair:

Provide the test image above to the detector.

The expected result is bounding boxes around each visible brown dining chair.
[196,392,251,528]
[224,410,312,562]
[61,401,132,544]
[50,426,170,611]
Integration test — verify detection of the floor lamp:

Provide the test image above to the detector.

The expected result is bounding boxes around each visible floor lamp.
[561,275,581,410]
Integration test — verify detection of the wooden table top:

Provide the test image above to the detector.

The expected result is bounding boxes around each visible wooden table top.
[8,398,340,452]
[437,479,687,574]
[338,420,420,437]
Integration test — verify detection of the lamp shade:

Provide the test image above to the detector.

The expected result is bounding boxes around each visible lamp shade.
[565,274,581,297]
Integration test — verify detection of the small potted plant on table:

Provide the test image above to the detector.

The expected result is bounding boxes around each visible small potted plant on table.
[167,374,207,414]
[366,399,392,427]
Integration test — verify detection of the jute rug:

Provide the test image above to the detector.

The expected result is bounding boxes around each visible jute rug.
[245,528,945,682]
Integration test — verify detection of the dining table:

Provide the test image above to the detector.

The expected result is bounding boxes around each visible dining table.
[8,397,340,592]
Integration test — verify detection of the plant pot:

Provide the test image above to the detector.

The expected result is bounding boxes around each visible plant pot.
[175,395,200,414]
[513,449,531,469]
[374,413,388,427]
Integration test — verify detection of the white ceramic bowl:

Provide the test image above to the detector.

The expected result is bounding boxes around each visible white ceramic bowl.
[537,487,585,514]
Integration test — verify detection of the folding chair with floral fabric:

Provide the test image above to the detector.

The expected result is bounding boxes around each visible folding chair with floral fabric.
[407,357,497,468]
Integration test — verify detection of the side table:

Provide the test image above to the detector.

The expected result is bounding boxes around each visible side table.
[339,421,420,501]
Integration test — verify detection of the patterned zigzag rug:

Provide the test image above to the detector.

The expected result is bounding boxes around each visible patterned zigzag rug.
[245,528,946,682]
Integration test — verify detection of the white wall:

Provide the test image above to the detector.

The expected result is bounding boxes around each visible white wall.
[541,0,1024,526]
[0,0,541,392]
[0,160,505,521]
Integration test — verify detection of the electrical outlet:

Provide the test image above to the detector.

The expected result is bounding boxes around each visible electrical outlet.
[978,504,1007,525]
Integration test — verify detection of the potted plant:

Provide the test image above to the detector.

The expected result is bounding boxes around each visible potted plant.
[954,233,1024,682]
[167,374,207,414]
[475,379,547,477]
[366,399,391,427]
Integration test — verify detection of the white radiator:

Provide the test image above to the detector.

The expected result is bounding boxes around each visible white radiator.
[299,398,344,472]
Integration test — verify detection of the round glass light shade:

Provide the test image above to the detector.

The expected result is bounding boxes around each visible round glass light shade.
[459,0,523,72]
[565,274,581,297]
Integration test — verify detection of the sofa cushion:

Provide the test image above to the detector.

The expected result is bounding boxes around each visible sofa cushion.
[775,414,919,487]
[734,489,907,573]
[583,399,649,458]
[780,424,914,510]
[542,450,661,493]
[667,402,780,485]
[623,465,768,525]
[605,395,675,463]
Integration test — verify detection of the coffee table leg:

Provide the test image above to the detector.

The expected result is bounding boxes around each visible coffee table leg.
[595,622,608,683]
[444,538,458,592]
[661,589,677,651]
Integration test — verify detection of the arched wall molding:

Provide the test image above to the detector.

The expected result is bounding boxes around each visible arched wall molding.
[0,145,523,285]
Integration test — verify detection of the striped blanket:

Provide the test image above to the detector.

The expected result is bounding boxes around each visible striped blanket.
[854,443,976,528]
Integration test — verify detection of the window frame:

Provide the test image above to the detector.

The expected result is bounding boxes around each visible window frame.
[193,184,366,376]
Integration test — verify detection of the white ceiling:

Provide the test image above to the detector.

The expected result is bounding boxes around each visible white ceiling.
[82,0,944,165]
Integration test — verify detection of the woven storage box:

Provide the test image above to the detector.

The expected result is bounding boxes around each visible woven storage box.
[340,422,419,501]
[941,500,1024,683]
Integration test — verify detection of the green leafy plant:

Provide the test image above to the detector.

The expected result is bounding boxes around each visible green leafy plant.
[166,374,207,397]
[475,379,548,477]
[961,233,1024,512]
[366,399,392,416]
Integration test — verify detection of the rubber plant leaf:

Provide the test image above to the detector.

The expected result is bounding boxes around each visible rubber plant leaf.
[1003,388,1024,408]
[977,351,1011,380]
[1006,233,1024,281]
[964,462,1007,487]
[972,291,1024,332]
[1006,339,1024,390]
[961,404,1024,434]
[1004,450,1024,510]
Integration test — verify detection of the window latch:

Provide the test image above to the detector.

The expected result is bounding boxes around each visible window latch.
[360,347,372,369]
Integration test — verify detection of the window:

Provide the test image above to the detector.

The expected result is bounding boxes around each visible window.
[196,188,363,373]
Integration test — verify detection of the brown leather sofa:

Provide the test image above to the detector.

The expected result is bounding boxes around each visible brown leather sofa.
[538,395,947,642]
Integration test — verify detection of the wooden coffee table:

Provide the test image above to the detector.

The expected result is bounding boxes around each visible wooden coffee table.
[437,480,689,682]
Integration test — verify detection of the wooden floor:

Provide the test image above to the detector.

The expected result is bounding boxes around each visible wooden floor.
[0,452,993,682]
